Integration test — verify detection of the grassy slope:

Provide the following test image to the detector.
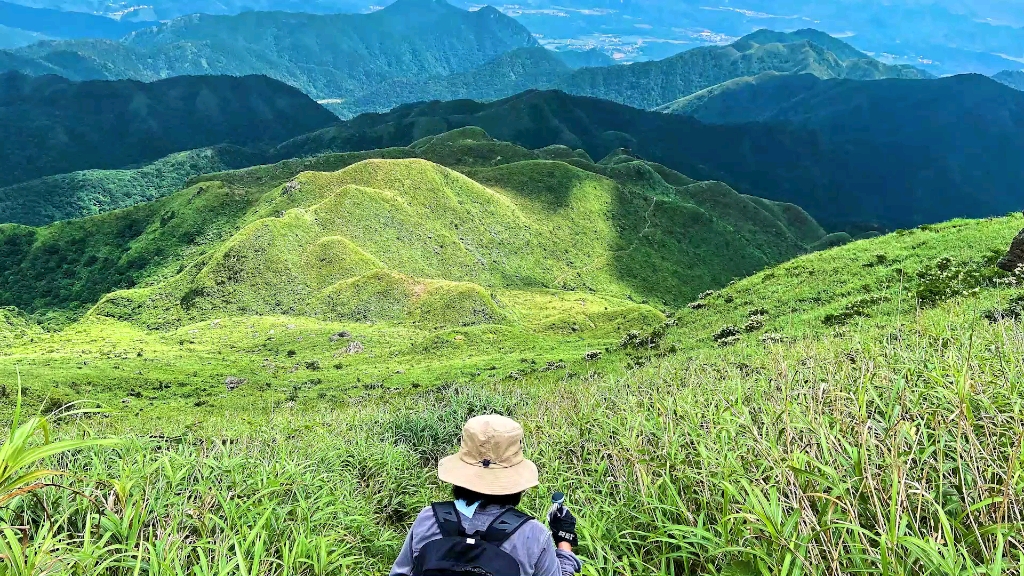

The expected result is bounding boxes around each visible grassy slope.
[0,129,825,412]
[0,129,823,320]
[2,214,1021,575]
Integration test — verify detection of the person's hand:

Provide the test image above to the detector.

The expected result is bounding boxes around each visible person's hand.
[549,506,578,549]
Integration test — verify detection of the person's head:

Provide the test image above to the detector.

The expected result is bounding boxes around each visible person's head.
[451,484,524,507]
[438,415,538,503]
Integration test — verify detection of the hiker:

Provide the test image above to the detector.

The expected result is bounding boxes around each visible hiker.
[390,415,583,576]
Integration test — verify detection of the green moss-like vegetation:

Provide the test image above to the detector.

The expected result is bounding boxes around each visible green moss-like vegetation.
[0,146,262,226]
[1,130,825,325]
[2,213,1023,574]
[0,130,827,419]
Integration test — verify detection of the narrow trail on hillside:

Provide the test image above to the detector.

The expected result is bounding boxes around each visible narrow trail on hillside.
[554,196,657,289]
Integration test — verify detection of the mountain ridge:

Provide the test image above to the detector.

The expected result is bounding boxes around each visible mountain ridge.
[0,0,539,103]
[0,21,930,117]
[0,71,337,188]
[276,86,1024,232]
[994,69,1024,90]
[0,128,828,330]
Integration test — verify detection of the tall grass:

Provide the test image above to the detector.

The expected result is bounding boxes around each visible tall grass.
[2,308,1022,575]
[0,371,117,575]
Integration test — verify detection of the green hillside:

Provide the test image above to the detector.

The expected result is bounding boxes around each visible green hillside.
[0,0,537,106]
[3,210,1022,574]
[553,48,615,69]
[340,47,573,117]
[0,129,826,402]
[0,72,336,189]
[0,146,262,226]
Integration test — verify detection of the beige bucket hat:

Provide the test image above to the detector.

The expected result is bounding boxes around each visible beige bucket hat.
[438,415,539,496]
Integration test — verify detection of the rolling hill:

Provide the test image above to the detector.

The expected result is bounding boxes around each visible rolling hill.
[0,0,538,107]
[0,128,829,410]
[0,128,827,321]
[278,87,1024,233]
[0,72,337,189]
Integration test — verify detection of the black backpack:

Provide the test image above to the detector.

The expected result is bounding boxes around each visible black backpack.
[411,502,533,576]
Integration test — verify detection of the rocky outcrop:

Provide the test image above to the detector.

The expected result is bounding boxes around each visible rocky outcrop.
[998,227,1024,273]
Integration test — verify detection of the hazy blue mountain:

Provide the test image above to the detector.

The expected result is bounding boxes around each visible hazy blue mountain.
[733,29,869,61]
[0,72,337,187]
[1,0,371,20]
[994,70,1024,91]
[5,0,1024,74]
[553,48,616,69]
[480,0,1024,74]
[341,47,571,116]
[552,30,930,110]
[0,0,538,104]
[0,1,148,39]
[0,22,44,48]
[277,82,1024,232]
[341,29,932,116]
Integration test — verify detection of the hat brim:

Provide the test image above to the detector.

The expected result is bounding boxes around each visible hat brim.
[438,455,539,496]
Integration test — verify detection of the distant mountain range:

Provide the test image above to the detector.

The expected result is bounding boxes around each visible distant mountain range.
[995,70,1024,91]
[488,0,1024,74]
[0,0,538,110]
[0,1,148,46]
[0,72,336,188]
[3,0,1024,75]
[551,29,929,111]
[277,80,1024,233]
[0,21,44,48]
[0,0,370,20]
[0,0,930,117]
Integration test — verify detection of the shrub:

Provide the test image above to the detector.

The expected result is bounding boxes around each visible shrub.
[984,293,1024,323]
[713,325,742,346]
[822,295,884,326]
[915,256,1002,307]
[743,316,765,333]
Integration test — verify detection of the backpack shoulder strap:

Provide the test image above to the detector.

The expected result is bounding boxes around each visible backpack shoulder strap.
[430,502,464,538]
[481,508,533,546]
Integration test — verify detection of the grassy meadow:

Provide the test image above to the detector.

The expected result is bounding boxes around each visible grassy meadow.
[1,139,1023,574]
